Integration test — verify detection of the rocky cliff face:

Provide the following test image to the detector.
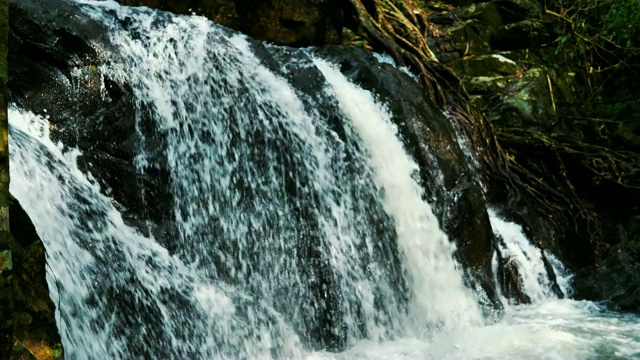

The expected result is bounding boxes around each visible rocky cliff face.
[426,0,640,311]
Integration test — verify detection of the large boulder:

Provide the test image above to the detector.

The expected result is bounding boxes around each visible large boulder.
[9,0,174,244]
[450,53,521,77]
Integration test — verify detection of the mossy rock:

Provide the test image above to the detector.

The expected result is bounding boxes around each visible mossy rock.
[454,2,503,29]
[443,20,493,56]
[574,216,640,311]
[450,54,521,77]
[463,75,510,94]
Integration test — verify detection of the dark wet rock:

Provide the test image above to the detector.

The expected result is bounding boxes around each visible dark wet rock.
[454,2,503,29]
[450,54,521,77]
[234,0,343,46]
[574,217,640,311]
[441,20,493,56]
[464,75,510,94]
[9,197,62,360]
[117,0,240,29]
[494,245,531,305]
[428,11,456,26]
[491,20,554,50]
[479,68,556,129]
[9,0,174,247]
[493,0,539,24]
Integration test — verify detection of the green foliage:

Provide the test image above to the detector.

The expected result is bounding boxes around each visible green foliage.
[600,0,640,48]
[13,312,32,326]
[547,0,640,129]
[551,0,640,66]
[51,343,63,358]
[0,249,11,272]
[12,341,25,352]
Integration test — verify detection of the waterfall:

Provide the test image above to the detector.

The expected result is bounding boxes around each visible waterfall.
[10,1,640,359]
[9,2,480,357]
[10,108,308,359]
[489,209,571,304]
[313,59,482,328]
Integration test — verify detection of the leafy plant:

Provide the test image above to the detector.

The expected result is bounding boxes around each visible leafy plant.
[51,343,63,358]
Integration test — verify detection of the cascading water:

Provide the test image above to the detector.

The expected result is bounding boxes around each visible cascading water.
[10,108,306,359]
[11,1,480,356]
[102,3,483,345]
[9,1,640,359]
[489,209,570,304]
[313,59,482,329]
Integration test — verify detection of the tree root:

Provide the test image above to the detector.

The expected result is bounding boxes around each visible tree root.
[342,0,639,266]
[344,0,467,104]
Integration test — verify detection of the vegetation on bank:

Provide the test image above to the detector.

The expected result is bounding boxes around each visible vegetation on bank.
[543,0,640,139]
[342,0,639,298]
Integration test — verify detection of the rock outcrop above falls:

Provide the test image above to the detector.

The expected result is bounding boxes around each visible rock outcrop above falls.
[116,0,344,46]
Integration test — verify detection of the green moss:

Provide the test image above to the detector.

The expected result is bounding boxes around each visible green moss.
[0,59,6,84]
[51,343,63,358]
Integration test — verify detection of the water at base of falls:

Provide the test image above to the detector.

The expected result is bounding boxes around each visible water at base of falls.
[308,300,640,360]
[11,109,640,360]
[9,1,640,359]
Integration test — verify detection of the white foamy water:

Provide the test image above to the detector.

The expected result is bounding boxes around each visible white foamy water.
[489,209,566,303]
[314,58,482,330]
[8,1,640,359]
[10,108,305,359]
